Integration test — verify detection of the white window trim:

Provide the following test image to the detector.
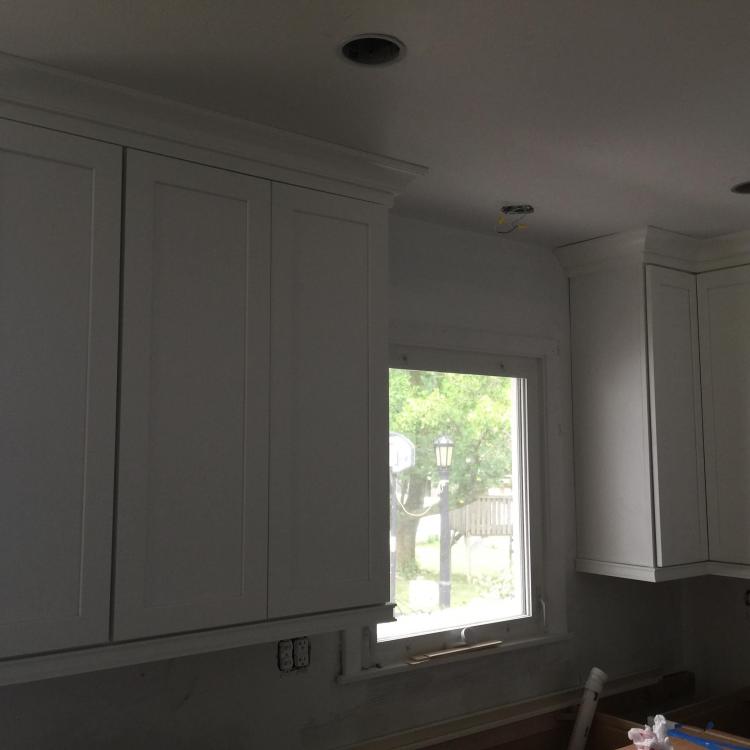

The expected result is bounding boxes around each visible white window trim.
[340,320,569,679]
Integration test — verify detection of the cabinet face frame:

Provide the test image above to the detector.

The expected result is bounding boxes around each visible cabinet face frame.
[114,149,271,639]
[0,119,121,657]
[645,265,708,566]
[268,183,389,618]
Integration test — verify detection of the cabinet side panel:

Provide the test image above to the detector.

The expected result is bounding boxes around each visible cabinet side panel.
[646,266,707,565]
[699,265,750,564]
[269,184,388,618]
[571,265,654,567]
[0,120,120,656]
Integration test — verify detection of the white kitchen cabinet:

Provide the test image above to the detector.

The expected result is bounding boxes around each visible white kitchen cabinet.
[114,150,271,639]
[698,265,750,565]
[0,55,419,683]
[0,119,121,656]
[268,183,389,618]
[566,260,707,580]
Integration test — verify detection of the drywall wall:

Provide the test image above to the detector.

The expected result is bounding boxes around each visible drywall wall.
[681,575,750,697]
[0,216,684,749]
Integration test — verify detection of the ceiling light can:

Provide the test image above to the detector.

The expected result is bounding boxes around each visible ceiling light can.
[340,34,406,66]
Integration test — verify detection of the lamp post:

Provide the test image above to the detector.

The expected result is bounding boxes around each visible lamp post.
[434,435,454,609]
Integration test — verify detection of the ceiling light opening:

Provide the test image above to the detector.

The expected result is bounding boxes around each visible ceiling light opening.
[731,181,750,194]
[340,35,405,66]
[497,204,535,235]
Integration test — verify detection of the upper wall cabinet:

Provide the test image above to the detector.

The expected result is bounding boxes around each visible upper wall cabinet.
[0,120,121,656]
[567,261,706,580]
[268,184,389,618]
[114,151,271,640]
[558,227,750,582]
[0,55,421,682]
[698,265,750,565]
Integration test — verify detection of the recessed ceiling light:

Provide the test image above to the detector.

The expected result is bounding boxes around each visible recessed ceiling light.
[340,34,405,66]
[731,181,750,194]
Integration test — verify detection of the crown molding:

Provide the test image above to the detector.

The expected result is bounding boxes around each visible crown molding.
[555,225,750,276]
[0,52,427,205]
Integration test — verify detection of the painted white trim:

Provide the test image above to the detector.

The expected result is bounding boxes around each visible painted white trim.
[344,669,662,750]
[575,558,709,581]
[337,632,572,684]
[706,562,750,580]
[576,558,750,582]
[385,321,568,647]
[0,52,427,206]
[0,605,394,687]
[555,228,651,276]
[555,226,750,276]
[389,320,559,360]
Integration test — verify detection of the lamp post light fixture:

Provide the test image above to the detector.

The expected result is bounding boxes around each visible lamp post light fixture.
[433,435,454,609]
[433,435,454,479]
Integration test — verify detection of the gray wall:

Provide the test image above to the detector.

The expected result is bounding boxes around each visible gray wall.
[0,215,685,750]
[681,575,750,697]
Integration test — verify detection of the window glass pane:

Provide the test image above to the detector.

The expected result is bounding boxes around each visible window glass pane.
[379,368,529,641]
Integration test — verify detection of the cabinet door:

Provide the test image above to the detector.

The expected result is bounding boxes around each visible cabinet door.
[268,184,388,618]
[699,265,750,564]
[646,266,707,566]
[0,120,121,657]
[114,151,270,639]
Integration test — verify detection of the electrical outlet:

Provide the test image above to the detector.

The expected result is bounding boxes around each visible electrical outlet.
[292,636,310,669]
[277,639,294,672]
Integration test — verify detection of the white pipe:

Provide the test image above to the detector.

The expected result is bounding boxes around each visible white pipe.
[567,667,608,750]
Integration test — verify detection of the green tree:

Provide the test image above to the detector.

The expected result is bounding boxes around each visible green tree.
[390,368,513,573]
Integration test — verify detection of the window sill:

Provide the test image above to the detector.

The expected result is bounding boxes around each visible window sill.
[337,631,571,684]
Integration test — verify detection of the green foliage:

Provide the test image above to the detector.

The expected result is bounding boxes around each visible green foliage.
[390,368,513,512]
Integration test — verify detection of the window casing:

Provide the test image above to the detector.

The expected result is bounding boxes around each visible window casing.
[376,344,546,665]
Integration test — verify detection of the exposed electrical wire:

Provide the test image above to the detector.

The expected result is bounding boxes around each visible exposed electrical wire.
[396,494,439,518]
[496,204,535,235]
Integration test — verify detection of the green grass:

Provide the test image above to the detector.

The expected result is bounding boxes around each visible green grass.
[395,537,515,615]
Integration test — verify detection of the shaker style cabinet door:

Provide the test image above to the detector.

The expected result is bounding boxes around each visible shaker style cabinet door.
[268,183,389,618]
[645,266,707,566]
[0,120,121,657]
[699,265,750,564]
[114,151,270,639]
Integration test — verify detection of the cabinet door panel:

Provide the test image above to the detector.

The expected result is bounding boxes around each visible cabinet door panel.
[646,266,707,565]
[269,184,388,618]
[115,151,270,639]
[0,120,121,656]
[699,265,750,564]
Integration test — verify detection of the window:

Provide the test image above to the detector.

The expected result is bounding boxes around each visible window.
[378,345,544,651]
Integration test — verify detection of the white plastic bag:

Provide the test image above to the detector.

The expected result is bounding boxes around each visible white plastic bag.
[627,714,673,750]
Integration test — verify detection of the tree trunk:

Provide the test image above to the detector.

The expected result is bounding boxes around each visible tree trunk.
[396,475,428,575]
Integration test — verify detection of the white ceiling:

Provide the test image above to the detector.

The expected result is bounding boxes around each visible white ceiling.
[2,0,750,247]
